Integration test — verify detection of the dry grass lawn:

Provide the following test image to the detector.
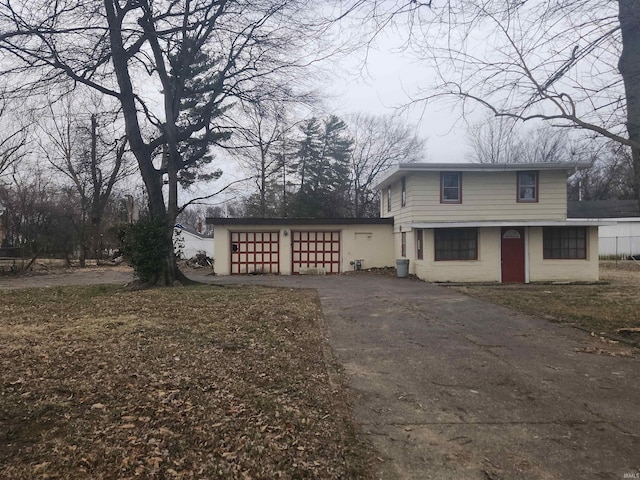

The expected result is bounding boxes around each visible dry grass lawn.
[0,284,374,479]
[454,261,640,341]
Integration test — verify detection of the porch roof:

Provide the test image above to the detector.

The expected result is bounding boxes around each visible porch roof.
[406,219,614,229]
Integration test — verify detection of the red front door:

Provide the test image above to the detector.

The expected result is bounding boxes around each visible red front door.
[501,227,525,283]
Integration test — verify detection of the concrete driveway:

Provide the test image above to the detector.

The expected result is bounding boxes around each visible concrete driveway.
[208,273,640,480]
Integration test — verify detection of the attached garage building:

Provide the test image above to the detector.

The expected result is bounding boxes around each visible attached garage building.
[208,218,394,275]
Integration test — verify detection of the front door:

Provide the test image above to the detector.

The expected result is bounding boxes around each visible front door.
[501,227,525,283]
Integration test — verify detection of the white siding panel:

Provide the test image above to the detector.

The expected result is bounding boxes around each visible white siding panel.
[405,170,567,222]
[413,228,501,282]
[528,226,599,281]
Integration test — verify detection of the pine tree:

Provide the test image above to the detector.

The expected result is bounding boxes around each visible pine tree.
[291,116,353,217]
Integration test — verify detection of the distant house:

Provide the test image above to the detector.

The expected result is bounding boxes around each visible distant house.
[208,162,607,282]
[173,224,214,259]
[568,200,640,258]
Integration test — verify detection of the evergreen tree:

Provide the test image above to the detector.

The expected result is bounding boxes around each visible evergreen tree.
[291,116,353,217]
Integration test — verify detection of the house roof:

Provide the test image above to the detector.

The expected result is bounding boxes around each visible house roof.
[374,161,591,190]
[567,200,640,219]
[174,223,213,238]
[205,217,394,226]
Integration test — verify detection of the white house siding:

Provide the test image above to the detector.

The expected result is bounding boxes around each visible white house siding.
[409,226,599,283]
[596,219,640,257]
[400,171,567,223]
[413,228,501,282]
[174,229,214,259]
[213,223,394,275]
[341,226,395,272]
[381,177,406,223]
[528,226,599,282]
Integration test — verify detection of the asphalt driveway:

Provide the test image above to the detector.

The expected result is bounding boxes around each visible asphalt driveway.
[209,273,640,480]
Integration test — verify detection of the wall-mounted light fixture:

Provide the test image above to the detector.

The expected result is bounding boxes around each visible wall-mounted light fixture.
[283,230,289,236]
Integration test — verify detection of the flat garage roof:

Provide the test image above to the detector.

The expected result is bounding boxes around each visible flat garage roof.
[206,217,394,226]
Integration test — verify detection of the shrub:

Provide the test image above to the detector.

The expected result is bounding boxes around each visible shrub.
[118,215,170,284]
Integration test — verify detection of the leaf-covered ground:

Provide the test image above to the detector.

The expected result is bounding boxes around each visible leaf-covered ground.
[0,284,374,479]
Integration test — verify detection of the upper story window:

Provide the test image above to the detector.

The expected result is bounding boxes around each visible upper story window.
[401,176,406,207]
[387,185,392,212]
[441,172,462,203]
[517,171,538,202]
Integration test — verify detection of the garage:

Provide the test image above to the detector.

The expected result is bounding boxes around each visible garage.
[209,218,394,276]
[230,231,279,274]
[292,231,340,274]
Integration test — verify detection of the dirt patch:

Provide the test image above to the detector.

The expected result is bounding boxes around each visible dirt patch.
[0,285,374,479]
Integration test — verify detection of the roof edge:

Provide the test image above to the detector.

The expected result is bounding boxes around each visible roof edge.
[406,219,614,228]
[206,217,394,226]
[374,161,591,190]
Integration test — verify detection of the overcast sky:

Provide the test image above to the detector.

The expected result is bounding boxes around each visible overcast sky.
[326,33,472,164]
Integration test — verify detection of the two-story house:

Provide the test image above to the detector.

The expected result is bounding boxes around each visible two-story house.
[208,162,604,282]
[374,162,603,283]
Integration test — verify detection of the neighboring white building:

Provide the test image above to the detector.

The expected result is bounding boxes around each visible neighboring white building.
[568,200,640,258]
[173,224,214,259]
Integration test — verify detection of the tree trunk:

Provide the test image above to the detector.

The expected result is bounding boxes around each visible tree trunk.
[104,0,180,286]
[618,0,640,205]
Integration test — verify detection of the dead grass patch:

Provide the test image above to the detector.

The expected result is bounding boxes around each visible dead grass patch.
[454,261,640,341]
[0,285,374,479]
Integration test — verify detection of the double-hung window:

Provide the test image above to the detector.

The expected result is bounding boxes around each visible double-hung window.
[517,171,538,202]
[441,172,462,203]
[387,185,392,212]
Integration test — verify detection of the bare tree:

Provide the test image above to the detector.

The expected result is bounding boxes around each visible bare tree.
[2,163,76,267]
[0,0,329,285]
[0,98,28,178]
[39,93,134,265]
[568,141,635,201]
[227,100,295,217]
[349,112,424,216]
[469,116,568,164]
[343,1,640,200]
